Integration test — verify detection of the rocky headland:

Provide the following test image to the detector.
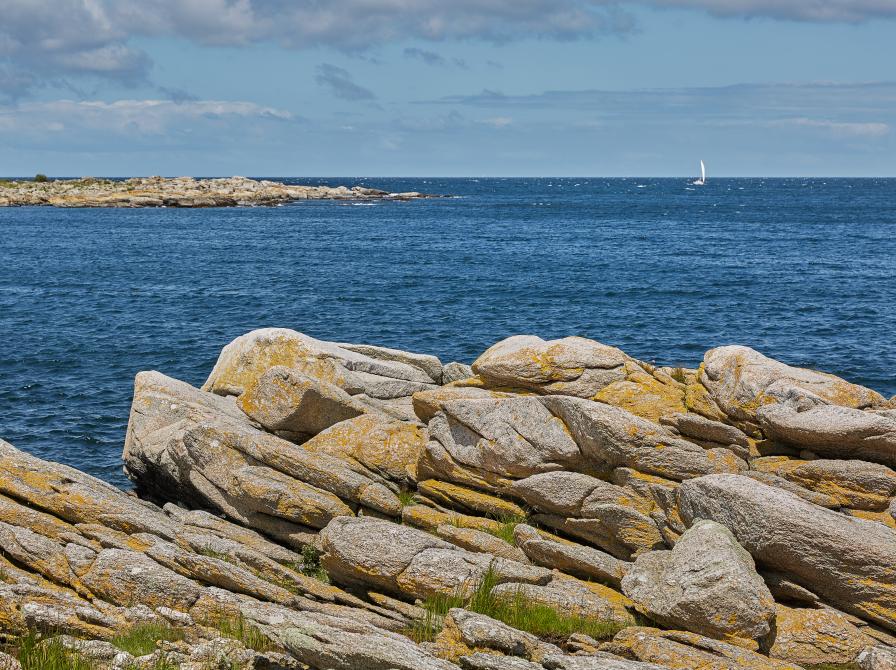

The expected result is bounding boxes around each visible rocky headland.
[0,176,431,208]
[2,329,896,669]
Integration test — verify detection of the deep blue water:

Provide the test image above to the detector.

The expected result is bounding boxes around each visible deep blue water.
[1,177,895,487]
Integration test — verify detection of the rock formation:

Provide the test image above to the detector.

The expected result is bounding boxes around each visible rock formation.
[2,327,895,669]
[0,176,432,207]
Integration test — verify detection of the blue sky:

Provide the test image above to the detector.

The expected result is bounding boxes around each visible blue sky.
[1,1,894,176]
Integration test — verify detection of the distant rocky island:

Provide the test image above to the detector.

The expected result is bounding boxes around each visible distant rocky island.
[2,329,896,669]
[0,175,431,208]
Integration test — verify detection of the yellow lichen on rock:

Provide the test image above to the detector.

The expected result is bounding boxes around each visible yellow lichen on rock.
[593,363,687,423]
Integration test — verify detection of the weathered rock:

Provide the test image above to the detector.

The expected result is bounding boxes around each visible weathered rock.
[541,396,747,481]
[859,645,896,670]
[264,612,458,670]
[0,652,21,670]
[412,386,515,423]
[203,328,439,397]
[743,471,840,508]
[605,627,803,670]
[459,653,544,670]
[534,509,664,561]
[678,474,896,632]
[319,517,550,600]
[237,366,367,439]
[436,524,530,563]
[1,438,179,539]
[444,362,475,384]
[752,456,896,511]
[541,653,669,669]
[769,604,876,666]
[491,577,633,625]
[514,524,629,587]
[420,479,527,518]
[621,519,775,646]
[511,471,640,518]
[661,412,751,448]
[701,345,884,423]
[422,397,583,484]
[434,608,562,662]
[472,335,629,397]
[593,364,687,423]
[302,414,427,487]
[0,176,432,209]
[758,403,896,469]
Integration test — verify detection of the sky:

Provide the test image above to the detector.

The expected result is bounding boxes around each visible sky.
[1,1,895,177]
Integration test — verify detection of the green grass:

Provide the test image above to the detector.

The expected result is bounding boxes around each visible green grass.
[669,367,688,384]
[198,547,232,562]
[110,622,184,657]
[398,490,417,507]
[210,614,275,653]
[488,514,528,545]
[11,631,93,670]
[408,565,631,645]
[295,545,330,583]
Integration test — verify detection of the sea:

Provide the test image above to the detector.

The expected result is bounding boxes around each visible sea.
[1,177,894,488]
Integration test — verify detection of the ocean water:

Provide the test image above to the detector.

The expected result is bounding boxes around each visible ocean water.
[1,177,895,488]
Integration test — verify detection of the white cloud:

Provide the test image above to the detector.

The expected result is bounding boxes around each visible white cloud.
[2,1,893,98]
[0,98,294,138]
[774,117,890,137]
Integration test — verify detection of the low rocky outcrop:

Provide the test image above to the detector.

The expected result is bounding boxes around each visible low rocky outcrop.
[0,176,432,208]
[3,328,895,669]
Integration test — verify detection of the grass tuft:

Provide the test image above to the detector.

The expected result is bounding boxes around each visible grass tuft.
[296,545,330,583]
[408,565,630,645]
[11,631,92,670]
[670,367,688,384]
[110,622,184,657]
[210,614,275,653]
[488,514,528,545]
[397,490,417,507]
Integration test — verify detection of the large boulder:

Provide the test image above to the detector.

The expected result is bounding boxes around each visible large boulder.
[751,456,896,511]
[621,519,775,646]
[701,345,884,423]
[421,397,583,485]
[472,335,629,397]
[301,414,427,487]
[678,474,896,631]
[203,328,440,398]
[758,403,896,469]
[541,396,748,481]
[123,371,402,541]
[319,517,551,600]
[237,365,367,440]
[769,604,877,666]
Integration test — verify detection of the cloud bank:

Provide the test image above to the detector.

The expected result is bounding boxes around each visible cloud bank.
[6,0,892,97]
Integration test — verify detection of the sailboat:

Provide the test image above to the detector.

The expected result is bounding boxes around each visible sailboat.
[693,160,706,186]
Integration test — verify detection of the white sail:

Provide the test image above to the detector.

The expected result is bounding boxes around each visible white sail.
[693,160,706,185]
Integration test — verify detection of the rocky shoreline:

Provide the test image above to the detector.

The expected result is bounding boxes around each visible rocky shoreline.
[2,329,896,669]
[0,176,432,208]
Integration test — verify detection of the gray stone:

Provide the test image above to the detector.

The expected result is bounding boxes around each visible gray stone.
[460,654,544,670]
[858,645,896,670]
[542,653,669,670]
[237,365,367,438]
[447,608,562,661]
[444,361,475,383]
[743,470,840,508]
[701,345,884,423]
[513,524,629,587]
[660,412,750,447]
[541,396,747,481]
[678,473,896,632]
[472,335,629,397]
[758,403,896,469]
[426,397,583,481]
[621,519,775,644]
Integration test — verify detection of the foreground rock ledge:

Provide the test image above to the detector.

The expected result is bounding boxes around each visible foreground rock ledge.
[3,327,896,669]
[0,175,435,208]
